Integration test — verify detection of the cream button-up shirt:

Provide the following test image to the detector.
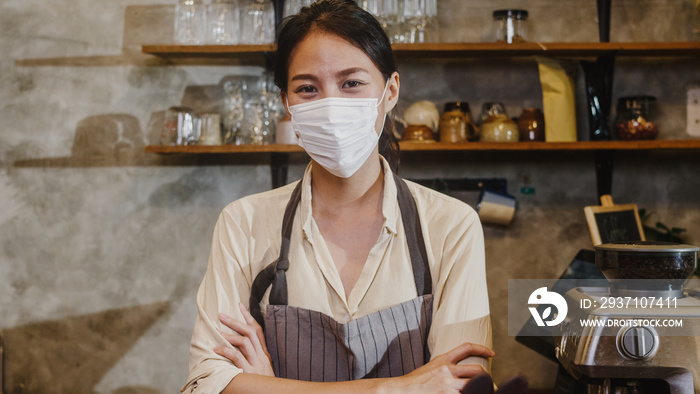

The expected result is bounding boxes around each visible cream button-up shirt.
[182,158,491,393]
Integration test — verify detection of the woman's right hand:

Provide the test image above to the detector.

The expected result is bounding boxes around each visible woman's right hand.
[391,342,495,393]
[214,303,275,377]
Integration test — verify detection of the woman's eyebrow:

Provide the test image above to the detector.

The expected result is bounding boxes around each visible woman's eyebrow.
[290,73,318,82]
[291,67,370,83]
[335,67,369,78]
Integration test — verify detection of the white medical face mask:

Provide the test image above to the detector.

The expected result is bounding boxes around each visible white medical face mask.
[287,81,389,178]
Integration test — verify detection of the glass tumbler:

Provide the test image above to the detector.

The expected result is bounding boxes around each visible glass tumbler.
[175,0,207,44]
[207,0,240,44]
[402,0,428,44]
[694,0,700,35]
[424,0,438,43]
[241,0,275,44]
[242,101,275,145]
[161,107,197,146]
[198,113,223,145]
[222,79,246,145]
[364,0,402,44]
[283,0,313,18]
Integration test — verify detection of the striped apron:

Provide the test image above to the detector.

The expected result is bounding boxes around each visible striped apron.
[249,172,433,381]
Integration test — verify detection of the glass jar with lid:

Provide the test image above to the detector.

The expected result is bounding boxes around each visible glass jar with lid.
[479,102,519,142]
[493,9,528,44]
[614,96,659,140]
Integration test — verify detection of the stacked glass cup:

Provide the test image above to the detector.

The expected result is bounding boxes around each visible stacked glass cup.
[174,0,277,45]
[360,0,438,43]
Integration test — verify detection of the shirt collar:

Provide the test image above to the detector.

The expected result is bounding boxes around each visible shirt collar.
[299,156,399,241]
[379,156,399,235]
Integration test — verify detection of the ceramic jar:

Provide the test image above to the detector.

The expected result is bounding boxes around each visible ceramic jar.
[439,102,467,143]
[479,102,519,142]
[517,108,545,141]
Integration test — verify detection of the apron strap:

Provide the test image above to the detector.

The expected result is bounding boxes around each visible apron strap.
[249,179,303,327]
[392,173,433,296]
[249,172,433,328]
[248,258,278,327]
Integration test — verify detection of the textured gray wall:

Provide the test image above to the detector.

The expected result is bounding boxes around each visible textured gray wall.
[1,0,699,392]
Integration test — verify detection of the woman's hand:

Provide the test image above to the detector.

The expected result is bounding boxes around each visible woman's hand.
[214,303,275,377]
[392,342,495,393]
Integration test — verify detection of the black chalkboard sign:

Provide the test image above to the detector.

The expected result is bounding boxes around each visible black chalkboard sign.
[584,196,645,245]
[593,210,643,243]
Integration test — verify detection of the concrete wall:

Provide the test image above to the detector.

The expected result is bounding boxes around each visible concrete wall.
[1,0,698,392]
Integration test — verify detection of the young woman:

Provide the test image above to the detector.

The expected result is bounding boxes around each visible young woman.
[182,1,493,393]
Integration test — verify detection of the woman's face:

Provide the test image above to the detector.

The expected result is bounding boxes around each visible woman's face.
[284,31,399,133]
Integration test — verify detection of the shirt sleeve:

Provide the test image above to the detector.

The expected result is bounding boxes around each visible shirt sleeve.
[425,198,493,371]
[181,207,256,394]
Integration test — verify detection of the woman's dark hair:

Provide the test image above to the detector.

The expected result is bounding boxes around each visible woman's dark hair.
[274,0,400,173]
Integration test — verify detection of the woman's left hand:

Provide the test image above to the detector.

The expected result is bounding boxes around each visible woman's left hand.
[214,303,275,377]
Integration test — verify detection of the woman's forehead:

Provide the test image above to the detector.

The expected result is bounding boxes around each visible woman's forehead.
[288,31,382,78]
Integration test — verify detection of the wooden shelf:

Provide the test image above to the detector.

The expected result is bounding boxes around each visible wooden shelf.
[145,139,700,154]
[145,144,303,154]
[391,42,700,57]
[142,42,700,58]
[141,44,276,56]
[399,140,700,151]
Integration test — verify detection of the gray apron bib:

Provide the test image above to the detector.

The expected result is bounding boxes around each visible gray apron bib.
[249,173,433,381]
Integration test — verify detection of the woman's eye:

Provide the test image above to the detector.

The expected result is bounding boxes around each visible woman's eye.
[343,80,364,89]
[294,86,317,94]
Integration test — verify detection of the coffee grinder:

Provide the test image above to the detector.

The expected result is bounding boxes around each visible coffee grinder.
[554,241,700,393]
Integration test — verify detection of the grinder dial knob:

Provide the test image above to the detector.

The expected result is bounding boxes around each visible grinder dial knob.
[619,327,657,360]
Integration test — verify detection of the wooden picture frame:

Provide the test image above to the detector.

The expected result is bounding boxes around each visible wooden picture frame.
[584,195,645,245]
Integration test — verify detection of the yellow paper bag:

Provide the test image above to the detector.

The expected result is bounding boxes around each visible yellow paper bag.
[535,56,577,142]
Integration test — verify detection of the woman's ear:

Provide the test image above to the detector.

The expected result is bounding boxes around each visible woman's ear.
[383,71,400,113]
[281,91,291,116]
